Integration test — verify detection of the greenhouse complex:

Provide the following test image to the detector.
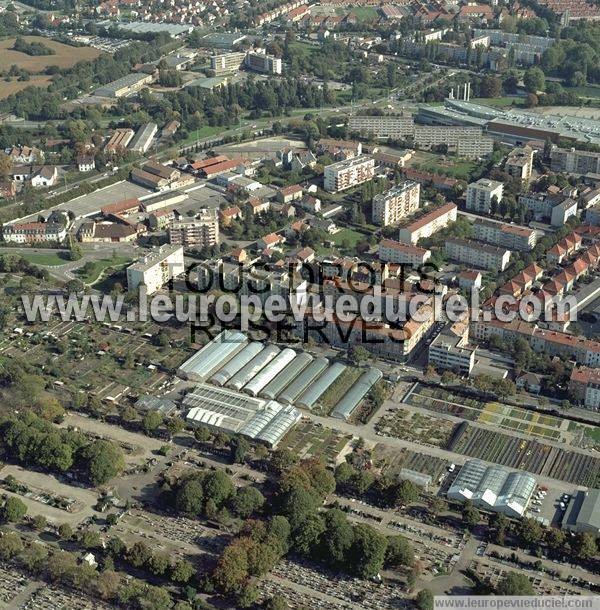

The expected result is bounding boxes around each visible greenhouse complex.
[178,330,384,445]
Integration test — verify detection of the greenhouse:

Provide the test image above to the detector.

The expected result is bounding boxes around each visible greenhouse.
[278,357,329,405]
[226,345,281,391]
[210,342,265,386]
[260,352,314,400]
[297,362,347,410]
[331,368,383,421]
[243,348,297,397]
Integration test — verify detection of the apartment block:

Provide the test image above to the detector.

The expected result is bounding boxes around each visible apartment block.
[378,238,431,266]
[569,366,600,409]
[348,114,415,139]
[245,51,282,74]
[323,156,375,193]
[466,178,504,214]
[398,202,457,245]
[372,181,420,226]
[428,329,475,375]
[413,125,494,159]
[168,209,219,248]
[210,52,247,75]
[551,147,600,175]
[126,245,185,294]
[445,238,511,271]
[472,218,537,252]
[2,221,67,244]
[518,190,578,227]
[586,203,600,226]
[505,146,534,181]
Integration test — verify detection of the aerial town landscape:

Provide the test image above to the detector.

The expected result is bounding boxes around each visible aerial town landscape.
[0,0,599,608]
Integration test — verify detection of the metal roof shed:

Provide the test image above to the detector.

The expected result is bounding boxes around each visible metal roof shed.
[278,357,329,405]
[178,330,247,381]
[210,342,264,386]
[243,348,297,397]
[227,345,280,391]
[296,362,346,410]
[331,368,383,421]
[260,352,313,400]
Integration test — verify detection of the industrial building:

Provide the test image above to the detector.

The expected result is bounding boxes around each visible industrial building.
[372,181,420,226]
[129,123,158,154]
[184,384,301,447]
[562,489,600,535]
[94,73,153,98]
[447,459,537,518]
[104,128,134,154]
[126,244,185,295]
[324,156,375,193]
[202,32,248,49]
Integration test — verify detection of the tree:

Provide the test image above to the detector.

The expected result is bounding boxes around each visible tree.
[265,594,288,610]
[31,515,47,530]
[385,535,415,568]
[96,570,121,601]
[230,435,250,464]
[148,552,170,576]
[496,572,534,595]
[462,502,480,528]
[524,67,545,93]
[279,487,320,525]
[58,523,73,540]
[175,477,204,515]
[142,411,163,436]
[2,496,27,522]
[0,530,23,559]
[80,440,124,486]
[170,559,195,584]
[517,517,543,548]
[292,513,325,555]
[230,487,265,519]
[349,523,388,578]
[203,470,235,509]
[320,509,354,567]
[127,541,152,568]
[212,541,249,593]
[194,426,211,443]
[572,532,597,561]
[416,589,434,610]
[166,417,185,437]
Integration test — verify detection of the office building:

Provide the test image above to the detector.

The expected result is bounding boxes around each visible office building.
[168,209,219,248]
[445,238,511,271]
[126,245,184,294]
[551,147,600,175]
[372,181,420,226]
[562,489,600,536]
[348,114,415,139]
[324,156,375,192]
[466,178,504,214]
[472,218,537,252]
[129,123,158,154]
[398,202,457,245]
[378,239,431,266]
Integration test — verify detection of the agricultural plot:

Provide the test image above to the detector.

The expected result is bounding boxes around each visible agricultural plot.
[406,384,565,442]
[374,444,449,483]
[0,37,101,72]
[449,425,600,488]
[278,421,351,463]
[375,408,455,448]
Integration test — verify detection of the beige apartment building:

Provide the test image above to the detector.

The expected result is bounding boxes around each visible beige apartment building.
[372,181,420,226]
[398,202,458,245]
[168,209,219,248]
[323,156,375,193]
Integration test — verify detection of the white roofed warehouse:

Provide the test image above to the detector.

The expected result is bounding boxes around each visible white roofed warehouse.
[447,459,536,518]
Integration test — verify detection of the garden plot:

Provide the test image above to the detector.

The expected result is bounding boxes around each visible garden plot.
[374,445,449,484]
[375,408,455,448]
[278,421,351,463]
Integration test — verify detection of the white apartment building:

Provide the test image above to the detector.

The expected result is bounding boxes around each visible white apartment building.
[466,178,504,214]
[372,181,420,226]
[398,202,457,245]
[168,209,219,248]
[211,52,247,74]
[378,238,431,265]
[348,114,415,139]
[324,156,375,193]
[126,245,185,295]
[551,147,600,175]
[245,51,282,74]
[472,218,537,252]
[445,238,511,271]
[518,191,578,227]
[505,146,533,181]
[428,332,475,375]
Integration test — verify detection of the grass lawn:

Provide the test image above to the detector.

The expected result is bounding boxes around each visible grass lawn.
[19,252,69,266]
[330,227,367,248]
[179,125,225,145]
[473,96,522,108]
[345,6,379,20]
[411,151,477,181]
[76,256,131,285]
[571,84,600,99]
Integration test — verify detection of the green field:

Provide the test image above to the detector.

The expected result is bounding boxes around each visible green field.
[472,96,522,108]
[19,252,69,266]
[570,84,600,99]
[410,151,476,181]
[76,256,130,284]
[330,228,367,249]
